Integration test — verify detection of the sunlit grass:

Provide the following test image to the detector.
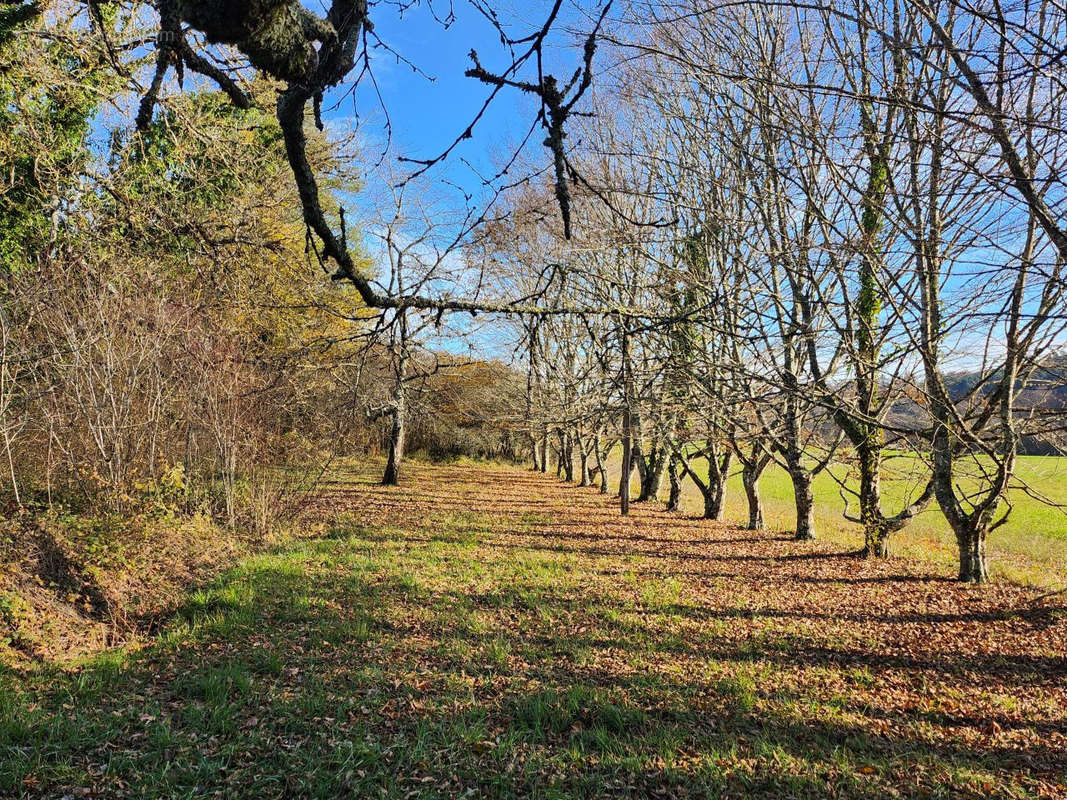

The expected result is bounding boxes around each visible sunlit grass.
[604,452,1067,588]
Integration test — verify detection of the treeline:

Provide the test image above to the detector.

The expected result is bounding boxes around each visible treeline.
[0,14,353,529]
[489,0,1067,584]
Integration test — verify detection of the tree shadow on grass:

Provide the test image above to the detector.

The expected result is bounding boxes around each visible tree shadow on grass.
[659,599,1067,630]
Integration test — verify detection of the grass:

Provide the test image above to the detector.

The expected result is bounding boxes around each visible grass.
[605,453,1067,589]
[748,455,1066,589]
[1,460,1064,798]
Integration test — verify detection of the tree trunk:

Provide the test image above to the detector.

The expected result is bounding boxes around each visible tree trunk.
[382,400,405,486]
[382,351,407,486]
[620,324,632,515]
[577,437,590,487]
[632,441,647,497]
[956,526,990,583]
[620,406,632,515]
[592,434,609,494]
[929,407,997,584]
[851,117,893,558]
[666,454,681,512]
[864,524,890,558]
[742,463,764,531]
[677,454,719,521]
[788,463,816,541]
[857,438,890,557]
[703,485,723,520]
[638,442,667,502]
[703,450,730,521]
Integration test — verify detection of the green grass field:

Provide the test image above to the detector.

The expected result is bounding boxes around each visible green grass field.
[724,456,1066,589]
[603,453,1067,590]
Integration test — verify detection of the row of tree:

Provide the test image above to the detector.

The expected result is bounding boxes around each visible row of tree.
[491,0,1067,583]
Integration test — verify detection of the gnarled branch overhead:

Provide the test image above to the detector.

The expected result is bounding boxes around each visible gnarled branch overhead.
[131,0,618,314]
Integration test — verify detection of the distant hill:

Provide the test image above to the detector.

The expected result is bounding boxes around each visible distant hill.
[887,354,1067,456]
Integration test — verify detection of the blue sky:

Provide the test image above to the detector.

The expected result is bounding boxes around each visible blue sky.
[313,2,599,358]
[306,3,537,357]
[326,2,551,201]
[315,1,605,207]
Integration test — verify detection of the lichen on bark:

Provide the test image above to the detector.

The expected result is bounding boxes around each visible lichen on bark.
[172,0,336,84]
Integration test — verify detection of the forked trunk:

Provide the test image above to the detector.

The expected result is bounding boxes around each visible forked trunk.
[926,349,1002,585]
[638,443,667,502]
[703,486,724,521]
[577,438,590,486]
[679,450,728,521]
[592,435,610,494]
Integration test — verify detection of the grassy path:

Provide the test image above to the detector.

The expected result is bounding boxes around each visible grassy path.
[2,461,1065,798]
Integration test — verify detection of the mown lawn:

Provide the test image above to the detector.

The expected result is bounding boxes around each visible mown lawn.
[2,461,1064,798]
